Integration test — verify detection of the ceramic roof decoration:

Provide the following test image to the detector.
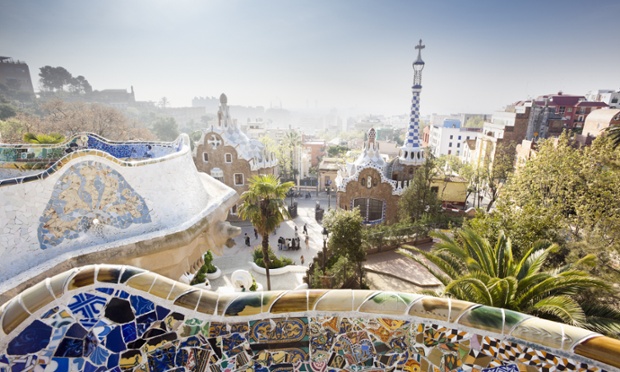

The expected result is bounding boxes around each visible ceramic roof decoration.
[199,93,277,170]
[0,264,618,371]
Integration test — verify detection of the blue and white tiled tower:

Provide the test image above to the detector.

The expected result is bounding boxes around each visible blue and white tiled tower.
[399,39,426,165]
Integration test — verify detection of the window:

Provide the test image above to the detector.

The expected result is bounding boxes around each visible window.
[458,135,461,140]
[448,150,451,155]
[225,153,233,163]
[559,106,566,115]
[202,153,209,162]
[234,173,244,186]
[449,135,453,139]
[456,150,460,156]
[457,143,460,148]
[211,168,224,182]
[361,177,366,187]
[448,142,452,147]
[353,198,384,223]
[431,186,439,194]
[567,107,572,113]
[230,205,238,215]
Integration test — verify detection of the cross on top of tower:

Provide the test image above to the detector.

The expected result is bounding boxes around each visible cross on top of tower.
[415,39,425,51]
[414,39,425,65]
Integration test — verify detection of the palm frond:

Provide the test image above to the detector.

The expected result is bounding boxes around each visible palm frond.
[531,295,586,326]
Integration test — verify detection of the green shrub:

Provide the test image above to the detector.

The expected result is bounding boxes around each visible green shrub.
[252,247,293,269]
[203,251,217,274]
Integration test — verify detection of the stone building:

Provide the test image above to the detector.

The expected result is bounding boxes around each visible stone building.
[193,94,278,217]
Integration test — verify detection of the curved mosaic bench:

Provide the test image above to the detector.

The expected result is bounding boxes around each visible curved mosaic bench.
[0,133,186,186]
[1,265,618,371]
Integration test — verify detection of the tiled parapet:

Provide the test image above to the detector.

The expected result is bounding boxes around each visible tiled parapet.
[0,133,186,185]
[1,265,619,371]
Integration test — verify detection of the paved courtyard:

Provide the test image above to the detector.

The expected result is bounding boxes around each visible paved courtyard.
[207,190,442,293]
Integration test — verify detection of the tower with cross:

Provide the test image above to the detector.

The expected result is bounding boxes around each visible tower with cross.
[399,39,426,166]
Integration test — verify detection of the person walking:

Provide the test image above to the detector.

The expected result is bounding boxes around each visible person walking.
[305,234,310,248]
[300,255,305,265]
[253,228,258,239]
[244,233,250,247]
[303,223,308,235]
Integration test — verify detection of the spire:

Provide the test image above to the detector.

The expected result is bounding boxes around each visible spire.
[399,39,426,165]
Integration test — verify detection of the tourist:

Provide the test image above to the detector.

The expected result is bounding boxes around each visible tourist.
[244,233,250,246]
[300,255,305,265]
[303,223,308,235]
[253,228,258,239]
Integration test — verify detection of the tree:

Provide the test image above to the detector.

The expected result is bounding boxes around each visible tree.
[238,175,294,290]
[482,141,516,211]
[15,100,154,141]
[158,97,170,109]
[39,66,73,92]
[327,144,349,157]
[398,153,442,224]
[399,228,620,336]
[69,75,92,94]
[283,130,301,181]
[323,208,365,287]
[464,116,484,128]
[152,117,179,141]
[0,102,16,120]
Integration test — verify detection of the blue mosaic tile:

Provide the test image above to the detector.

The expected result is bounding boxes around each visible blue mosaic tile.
[121,322,137,343]
[155,305,170,320]
[54,337,84,357]
[104,327,126,353]
[95,287,114,295]
[88,346,109,366]
[7,320,52,355]
[130,294,154,316]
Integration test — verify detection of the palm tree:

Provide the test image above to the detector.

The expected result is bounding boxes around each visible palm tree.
[398,228,620,335]
[605,125,620,149]
[238,174,294,290]
[284,130,301,181]
[23,132,65,144]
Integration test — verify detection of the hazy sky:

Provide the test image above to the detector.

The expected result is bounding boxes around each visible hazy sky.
[2,0,619,116]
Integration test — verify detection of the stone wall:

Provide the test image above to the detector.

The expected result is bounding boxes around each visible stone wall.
[0,265,618,371]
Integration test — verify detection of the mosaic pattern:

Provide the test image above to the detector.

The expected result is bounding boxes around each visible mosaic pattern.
[0,133,185,186]
[37,161,151,249]
[1,265,618,371]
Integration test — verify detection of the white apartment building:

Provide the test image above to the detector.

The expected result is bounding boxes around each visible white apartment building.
[428,119,482,158]
[586,89,620,109]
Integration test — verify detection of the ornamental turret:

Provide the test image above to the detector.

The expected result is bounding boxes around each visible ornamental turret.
[399,39,426,165]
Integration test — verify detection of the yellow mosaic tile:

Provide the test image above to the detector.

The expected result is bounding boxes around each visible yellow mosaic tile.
[560,323,598,351]
[261,291,288,313]
[408,296,451,322]
[358,292,410,315]
[224,293,263,316]
[510,317,566,350]
[447,298,476,323]
[167,282,192,301]
[48,268,80,298]
[574,335,620,369]
[1,299,29,335]
[173,289,202,311]
[147,276,179,301]
[19,280,54,314]
[307,289,329,310]
[352,290,376,311]
[125,272,157,292]
[270,291,309,314]
[96,265,122,284]
[195,290,219,315]
[315,290,354,312]
[66,266,96,290]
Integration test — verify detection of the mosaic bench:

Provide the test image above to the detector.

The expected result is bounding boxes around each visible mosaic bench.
[1,265,618,371]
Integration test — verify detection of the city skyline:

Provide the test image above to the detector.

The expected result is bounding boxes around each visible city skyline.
[1,0,619,116]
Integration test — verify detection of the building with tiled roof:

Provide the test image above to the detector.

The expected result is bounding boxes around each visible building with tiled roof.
[193,94,278,218]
